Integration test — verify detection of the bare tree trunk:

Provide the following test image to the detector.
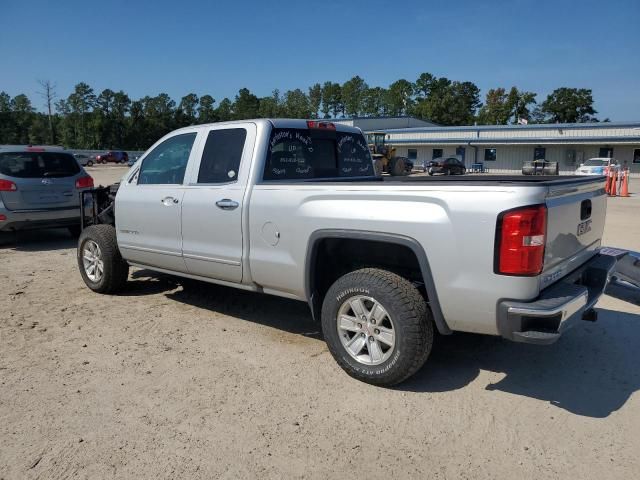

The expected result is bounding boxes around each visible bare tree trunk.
[37,80,57,144]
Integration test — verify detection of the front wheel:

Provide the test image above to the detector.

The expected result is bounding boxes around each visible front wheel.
[373,158,384,177]
[77,224,129,293]
[321,268,434,386]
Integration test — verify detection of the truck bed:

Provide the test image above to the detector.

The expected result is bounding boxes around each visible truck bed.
[308,175,606,187]
[382,175,605,186]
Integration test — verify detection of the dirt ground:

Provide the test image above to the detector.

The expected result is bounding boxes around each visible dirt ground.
[1,165,639,479]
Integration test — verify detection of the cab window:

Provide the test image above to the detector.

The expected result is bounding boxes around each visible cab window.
[197,128,247,184]
[138,133,197,185]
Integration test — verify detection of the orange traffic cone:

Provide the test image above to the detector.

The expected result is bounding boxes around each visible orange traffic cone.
[620,171,630,197]
[610,170,617,196]
[604,167,611,194]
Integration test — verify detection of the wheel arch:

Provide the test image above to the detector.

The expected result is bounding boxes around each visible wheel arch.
[304,229,451,335]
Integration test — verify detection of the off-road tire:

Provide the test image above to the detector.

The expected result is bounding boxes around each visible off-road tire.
[321,268,434,386]
[373,158,384,176]
[77,224,129,294]
[389,157,406,176]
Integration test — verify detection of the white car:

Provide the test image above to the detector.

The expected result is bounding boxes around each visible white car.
[574,157,618,176]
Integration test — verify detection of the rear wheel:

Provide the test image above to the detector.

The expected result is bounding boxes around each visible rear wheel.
[77,224,129,293]
[87,160,94,167]
[389,157,406,176]
[321,268,434,386]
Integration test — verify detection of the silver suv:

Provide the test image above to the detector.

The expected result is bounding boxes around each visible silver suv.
[0,146,94,236]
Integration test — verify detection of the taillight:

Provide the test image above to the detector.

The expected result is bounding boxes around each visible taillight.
[307,120,336,130]
[75,176,94,188]
[0,179,17,191]
[0,214,6,221]
[495,205,547,276]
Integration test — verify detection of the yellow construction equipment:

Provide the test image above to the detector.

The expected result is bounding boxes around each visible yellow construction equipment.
[366,132,407,176]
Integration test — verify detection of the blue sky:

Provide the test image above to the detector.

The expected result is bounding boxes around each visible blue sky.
[1,0,639,120]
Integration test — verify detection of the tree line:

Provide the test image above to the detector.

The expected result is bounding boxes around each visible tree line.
[0,73,601,150]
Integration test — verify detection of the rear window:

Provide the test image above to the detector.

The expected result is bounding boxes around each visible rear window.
[584,159,608,166]
[263,128,374,181]
[0,152,81,178]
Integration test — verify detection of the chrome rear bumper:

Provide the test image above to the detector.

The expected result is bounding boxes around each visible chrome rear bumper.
[497,253,616,345]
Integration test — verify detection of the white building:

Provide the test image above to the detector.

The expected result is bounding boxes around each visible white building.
[378,121,640,176]
[331,116,438,131]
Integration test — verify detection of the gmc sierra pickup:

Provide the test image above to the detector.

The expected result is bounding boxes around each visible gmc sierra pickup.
[76,119,615,386]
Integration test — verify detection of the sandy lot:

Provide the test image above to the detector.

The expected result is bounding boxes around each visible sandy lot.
[1,166,639,479]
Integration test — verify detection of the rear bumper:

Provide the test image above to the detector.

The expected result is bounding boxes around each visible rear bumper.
[497,253,616,345]
[0,206,80,232]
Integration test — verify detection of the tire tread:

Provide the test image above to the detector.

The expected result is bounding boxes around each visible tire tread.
[321,268,434,386]
[77,224,128,294]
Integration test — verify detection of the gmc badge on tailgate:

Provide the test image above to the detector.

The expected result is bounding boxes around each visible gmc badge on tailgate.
[577,219,592,236]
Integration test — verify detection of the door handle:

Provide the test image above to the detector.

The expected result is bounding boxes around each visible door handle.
[216,199,239,210]
[161,196,179,205]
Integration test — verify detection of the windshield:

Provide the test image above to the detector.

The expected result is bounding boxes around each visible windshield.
[264,128,374,180]
[583,159,608,167]
[0,152,81,178]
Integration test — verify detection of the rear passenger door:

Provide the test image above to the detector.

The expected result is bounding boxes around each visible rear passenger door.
[115,131,199,273]
[180,123,256,283]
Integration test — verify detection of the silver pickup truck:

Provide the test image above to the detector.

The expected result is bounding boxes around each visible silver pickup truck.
[76,119,615,386]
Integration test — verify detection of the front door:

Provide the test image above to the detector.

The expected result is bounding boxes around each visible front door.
[180,123,256,283]
[116,131,199,273]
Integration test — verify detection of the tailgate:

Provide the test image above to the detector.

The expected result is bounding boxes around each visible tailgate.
[2,177,79,210]
[0,151,82,211]
[541,177,606,287]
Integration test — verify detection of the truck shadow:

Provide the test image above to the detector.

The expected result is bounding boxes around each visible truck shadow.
[123,270,638,418]
[402,308,640,418]
[126,269,322,339]
[0,229,76,251]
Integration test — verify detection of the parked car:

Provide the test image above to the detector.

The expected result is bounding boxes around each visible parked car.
[427,156,466,175]
[0,146,94,236]
[73,153,95,167]
[96,151,129,164]
[76,119,613,386]
[574,157,618,176]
